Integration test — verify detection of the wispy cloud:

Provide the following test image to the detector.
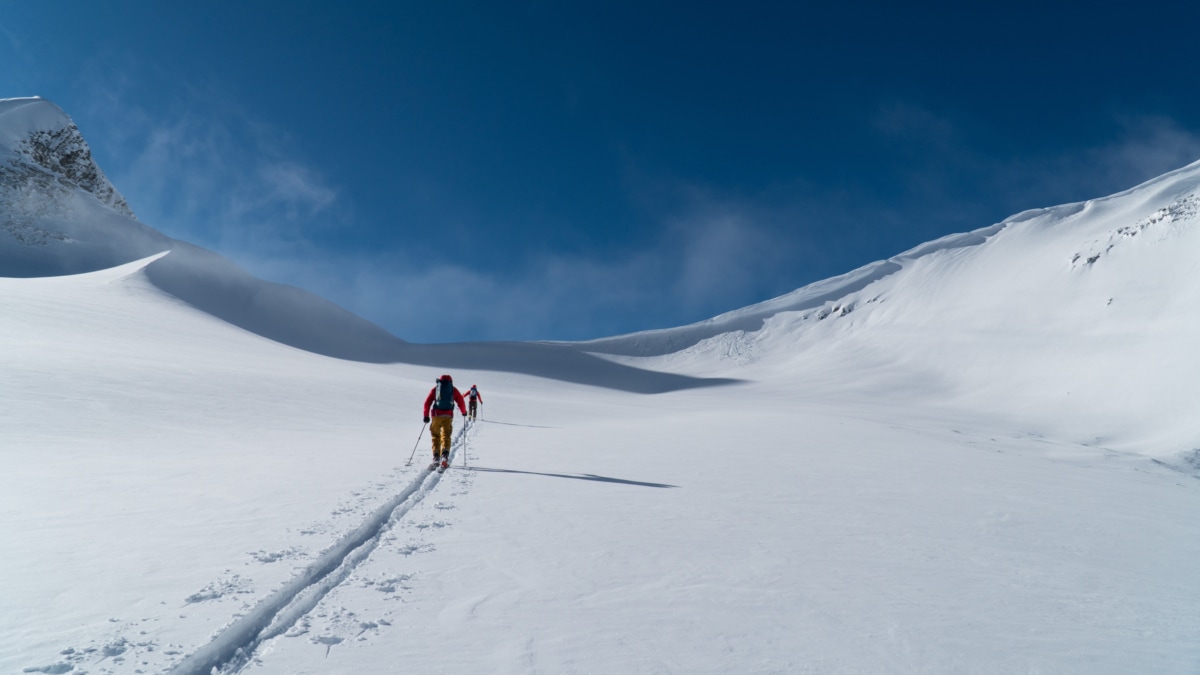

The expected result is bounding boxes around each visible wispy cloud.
[868,99,1200,219]
[127,111,344,250]
[0,21,42,95]
[0,22,21,53]
[1067,116,1200,196]
[74,57,346,259]
[665,195,799,316]
[226,192,804,343]
[871,101,960,153]
[253,162,339,220]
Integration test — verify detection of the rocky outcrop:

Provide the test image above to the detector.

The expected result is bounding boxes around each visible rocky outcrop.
[19,124,135,218]
[0,98,166,276]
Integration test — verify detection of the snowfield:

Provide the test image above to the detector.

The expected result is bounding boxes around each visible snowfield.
[3,97,1200,673]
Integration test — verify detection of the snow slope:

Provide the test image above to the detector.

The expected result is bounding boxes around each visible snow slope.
[4,99,1200,674]
[3,257,1199,674]
[586,159,1200,462]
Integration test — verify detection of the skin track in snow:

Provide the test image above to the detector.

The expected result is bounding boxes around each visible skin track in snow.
[166,427,467,675]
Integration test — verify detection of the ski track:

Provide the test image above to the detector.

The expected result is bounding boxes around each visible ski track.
[167,423,473,675]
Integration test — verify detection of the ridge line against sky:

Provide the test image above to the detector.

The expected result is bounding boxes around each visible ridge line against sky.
[4,2,1200,343]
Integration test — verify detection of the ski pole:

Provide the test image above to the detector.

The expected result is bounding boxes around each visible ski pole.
[405,423,427,466]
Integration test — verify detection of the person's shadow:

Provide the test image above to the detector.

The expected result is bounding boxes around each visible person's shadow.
[464,466,677,489]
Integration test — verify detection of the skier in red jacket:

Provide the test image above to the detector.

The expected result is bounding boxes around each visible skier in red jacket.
[422,374,467,470]
[465,384,482,421]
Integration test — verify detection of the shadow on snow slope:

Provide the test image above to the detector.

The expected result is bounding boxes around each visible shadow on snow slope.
[143,244,739,395]
[465,466,679,488]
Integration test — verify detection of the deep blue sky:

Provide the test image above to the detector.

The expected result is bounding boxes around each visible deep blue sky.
[4,1,1200,342]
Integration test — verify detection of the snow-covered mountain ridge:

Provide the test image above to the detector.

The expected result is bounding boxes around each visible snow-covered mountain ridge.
[585,157,1200,358]
[583,158,1200,461]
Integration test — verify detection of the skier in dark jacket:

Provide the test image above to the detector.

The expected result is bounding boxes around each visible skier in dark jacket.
[422,374,467,469]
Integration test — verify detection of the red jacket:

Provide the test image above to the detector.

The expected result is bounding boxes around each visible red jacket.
[424,386,467,417]
[466,386,482,403]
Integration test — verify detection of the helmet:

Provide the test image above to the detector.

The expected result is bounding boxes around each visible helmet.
[440,374,453,381]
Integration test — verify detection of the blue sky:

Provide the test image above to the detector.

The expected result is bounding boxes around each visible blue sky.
[4,1,1200,342]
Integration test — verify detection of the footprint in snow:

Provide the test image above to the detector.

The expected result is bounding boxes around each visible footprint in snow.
[313,635,344,656]
[185,575,252,603]
[250,547,300,564]
[364,574,413,593]
[396,543,433,556]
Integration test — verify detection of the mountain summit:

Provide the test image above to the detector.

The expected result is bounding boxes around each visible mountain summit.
[0,97,168,277]
[0,96,411,360]
[0,97,133,217]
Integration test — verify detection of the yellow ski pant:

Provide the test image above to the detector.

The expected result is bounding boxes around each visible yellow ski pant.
[430,416,454,457]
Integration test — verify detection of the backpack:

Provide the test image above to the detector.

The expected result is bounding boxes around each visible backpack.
[433,378,455,411]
